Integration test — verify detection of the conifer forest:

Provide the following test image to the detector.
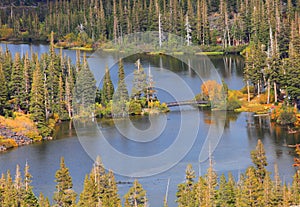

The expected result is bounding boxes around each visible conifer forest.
[0,0,300,206]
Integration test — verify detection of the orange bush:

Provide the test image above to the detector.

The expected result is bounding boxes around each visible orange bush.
[201,80,224,102]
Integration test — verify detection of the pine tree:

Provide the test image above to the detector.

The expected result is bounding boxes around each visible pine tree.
[0,173,5,205]
[0,64,8,115]
[194,176,207,206]
[176,164,196,207]
[89,156,107,206]
[112,59,129,116]
[58,74,68,120]
[272,163,283,206]
[291,170,300,205]
[78,175,97,206]
[9,52,26,111]
[124,179,147,207]
[239,166,264,206]
[22,162,39,207]
[131,59,147,100]
[205,159,218,206]
[216,173,236,206]
[39,192,51,207]
[2,171,17,206]
[102,170,121,207]
[29,61,46,134]
[3,47,13,85]
[53,157,77,207]
[14,164,23,206]
[115,59,129,102]
[74,53,96,116]
[251,139,268,183]
[22,51,32,112]
[101,65,114,105]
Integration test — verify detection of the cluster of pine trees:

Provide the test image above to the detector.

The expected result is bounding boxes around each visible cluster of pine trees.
[244,9,300,106]
[96,58,161,118]
[0,156,148,207]
[1,139,300,206]
[0,33,84,136]
[0,0,299,48]
[176,139,300,207]
[0,32,163,137]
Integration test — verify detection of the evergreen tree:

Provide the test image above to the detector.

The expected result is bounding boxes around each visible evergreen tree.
[239,166,264,206]
[2,171,17,206]
[124,179,147,207]
[9,52,26,111]
[0,64,8,115]
[115,59,129,102]
[251,139,268,183]
[216,173,236,206]
[194,176,207,206]
[205,159,218,206]
[39,192,51,207]
[89,156,107,206]
[291,170,300,205]
[29,61,46,135]
[0,173,5,205]
[74,54,96,116]
[101,65,114,105]
[53,157,77,207]
[22,162,38,206]
[2,47,13,85]
[176,164,196,207]
[102,170,121,207]
[78,175,97,206]
[58,74,68,120]
[22,51,32,112]
[131,59,147,100]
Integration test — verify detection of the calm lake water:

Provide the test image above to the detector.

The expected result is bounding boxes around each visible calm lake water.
[0,43,299,207]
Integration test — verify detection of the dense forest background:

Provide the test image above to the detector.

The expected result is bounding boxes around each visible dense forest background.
[0,0,299,51]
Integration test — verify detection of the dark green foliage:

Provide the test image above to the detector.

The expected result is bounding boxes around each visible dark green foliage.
[101,65,114,105]
[0,64,8,115]
[74,54,97,115]
[131,59,147,100]
[29,61,46,134]
[9,52,26,111]
[114,59,129,103]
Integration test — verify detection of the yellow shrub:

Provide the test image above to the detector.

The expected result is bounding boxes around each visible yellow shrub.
[0,138,18,148]
[0,113,40,140]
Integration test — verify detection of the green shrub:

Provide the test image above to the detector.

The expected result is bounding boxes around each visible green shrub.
[277,108,296,125]
[128,100,142,115]
[227,98,242,111]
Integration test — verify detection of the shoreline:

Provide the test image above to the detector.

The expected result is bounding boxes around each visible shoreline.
[0,40,245,55]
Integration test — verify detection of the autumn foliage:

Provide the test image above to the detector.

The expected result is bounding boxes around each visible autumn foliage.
[0,112,42,141]
[201,80,224,102]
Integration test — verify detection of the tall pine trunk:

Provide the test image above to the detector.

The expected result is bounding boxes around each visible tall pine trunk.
[267,79,270,104]
[247,80,250,102]
[274,82,277,103]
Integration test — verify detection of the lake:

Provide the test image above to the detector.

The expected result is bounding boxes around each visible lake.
[0,43,299,207]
